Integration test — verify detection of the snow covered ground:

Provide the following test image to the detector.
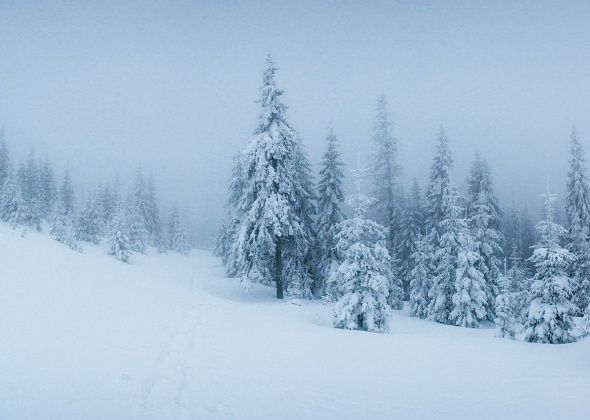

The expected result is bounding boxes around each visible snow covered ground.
[1,223,589,420]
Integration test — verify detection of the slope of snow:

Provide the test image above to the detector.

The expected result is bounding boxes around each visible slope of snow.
[1,223,589,420]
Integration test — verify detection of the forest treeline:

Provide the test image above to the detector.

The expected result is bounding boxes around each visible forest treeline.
[216,56,590,343]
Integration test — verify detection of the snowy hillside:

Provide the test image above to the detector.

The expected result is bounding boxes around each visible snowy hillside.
[1,223,589,420]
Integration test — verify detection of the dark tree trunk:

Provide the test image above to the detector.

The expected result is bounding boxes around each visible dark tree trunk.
[275,238,284,299]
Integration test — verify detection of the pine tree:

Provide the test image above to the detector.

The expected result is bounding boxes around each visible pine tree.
[425,127,454,235]
[370,97,403,293]
[409,234,434,318]
[38,158,57,220]
[18,152,42,229]
[523,180,576,344]
[330,176,392,333]
[59,171,75,216]
[398,178,424,298]
[50,174,80,251]
[109,203,131,263]
[428,184,464,324]
[232,56,311,299]
[450,221,487,328]
[126,197,149,253]
[285,136,317,298]
[467,153,504,320]
[565,125,590,313]
[216,154,246,276]
[316,129,346,295]
[145,175,162,247]
[0,169,25,226]
[75,195,102,244]
[165,206,191,254]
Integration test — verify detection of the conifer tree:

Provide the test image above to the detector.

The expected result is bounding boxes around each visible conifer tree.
[109,203,131,262]
[165,206,191,254]
[370,97,402,285]
[18,152,42,229]
[316,129,346,295]
[285,136,317,298]
[75,195,102,244]
[50,173,79,251]
[565,125,590,313]
[398,178,424,298]
[409,234,434,318]
[145,175,162,246]
[232,56,311,299]
[0,169,25,226]
[428,184,464,324]
[523,180,576,344]
[467,153,504,320]
[450,221,487,328]
[330,167,393,333]
[59,171,75,216]
[215,154,246,276]
[38,158,57,219]
[126,197,149,253]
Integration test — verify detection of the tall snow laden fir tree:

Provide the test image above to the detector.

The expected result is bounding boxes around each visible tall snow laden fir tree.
[215,154,245,277]
[399,179,424,298]
[428,183,464,324]
[423,128,455,323]
[328,158,397,333]
[450,219,487,328]
[409,234,434,318]
[523,180,577,344]
[50,171,80,251]
[228,56,316,299]
[565,125,590,316]
[315,129,345,296]
[109,202,131,263]
[370,97,404,303]
[467,153,503,320]
[165,206,191,255]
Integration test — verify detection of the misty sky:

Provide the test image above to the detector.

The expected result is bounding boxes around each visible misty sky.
[1,1,589,239]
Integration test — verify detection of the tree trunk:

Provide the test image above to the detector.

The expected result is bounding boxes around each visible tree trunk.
[275,238,284,299]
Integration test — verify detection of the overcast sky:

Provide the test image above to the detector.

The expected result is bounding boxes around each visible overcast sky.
[1,1,589,239]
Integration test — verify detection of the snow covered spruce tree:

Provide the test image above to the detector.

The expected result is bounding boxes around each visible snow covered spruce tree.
[109,202,131,263]
[523,180,577,344]
[369,96,404,306]
[399,178,425,298]
[0,168,25,226]
[215,154,246,276]
[329,164,394,332]
[316,129,346,295]
[467,153,504,320]
[428,184,465,324]
[131,169,162,248]
[50,171,79,251]
[450,219,487,328]
[565,125,590,315]
[75,195,102,244]
[494,249,529,339]
[126,196,150,253]
[17,152,42,229]
[409,234,434,318]
[231,56,315,299]
[424,128,455,322]
[285,135,318,298]
[165,205,191,254]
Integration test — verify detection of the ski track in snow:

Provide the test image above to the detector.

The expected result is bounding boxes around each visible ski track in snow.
[137,271,225,420]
